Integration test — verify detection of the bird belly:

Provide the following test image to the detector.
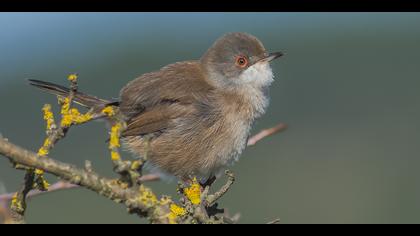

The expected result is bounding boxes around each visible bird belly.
[194,117,252,179]
[122,117,251,180]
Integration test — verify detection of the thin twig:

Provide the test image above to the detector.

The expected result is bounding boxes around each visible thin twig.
[206,170,235,206]
[0,181,78,224]
[247,123,288,146]
[0,181,78,203]
[138,174,161,182]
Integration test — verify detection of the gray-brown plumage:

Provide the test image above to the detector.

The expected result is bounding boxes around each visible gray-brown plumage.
[29,32,283,181]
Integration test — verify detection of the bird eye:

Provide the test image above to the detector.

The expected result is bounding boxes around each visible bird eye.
[235,56,248,68]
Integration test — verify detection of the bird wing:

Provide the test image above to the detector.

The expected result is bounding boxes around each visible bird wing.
[121,103,191,137]
[119,61,214,138]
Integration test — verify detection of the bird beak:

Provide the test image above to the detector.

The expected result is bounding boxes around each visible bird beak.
[256,52,284,64]
[265,52,284,62]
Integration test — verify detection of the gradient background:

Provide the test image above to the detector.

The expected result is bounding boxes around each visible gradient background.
[0,13,420,224]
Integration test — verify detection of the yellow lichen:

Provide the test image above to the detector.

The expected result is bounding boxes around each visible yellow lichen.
[60,114,73,127]
[108,122,123,161]
[170,203,187,216]
[42,104,54,130]
[168,213,179,224]
[167,203,187,224]
[37,138,51,157]
[10,193,21,210]
[11,193,18,205]
[60,97,71,114]
[60,97,72,127]
[42,178,50,189]
[34,166,50,190]
[109,123,122,149]
[184,178,202,205]
[139,185,158,208]
[102,106,116,117]
[131,160,141,170]
[110,151,121,161]
[152,197,180,224]
[102,107,124,162]
[70,109,93,124]
[37,146,49,157]
[67,73,78,82]
[74,114,93,124]
[36,128,52,190]
[60,103,93,127]
[35,174,50,190]
[43,137,51,147]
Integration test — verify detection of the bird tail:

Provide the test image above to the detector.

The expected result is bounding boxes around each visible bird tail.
[28,79,117,109]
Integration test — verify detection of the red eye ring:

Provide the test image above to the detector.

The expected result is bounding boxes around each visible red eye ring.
[235,56,248,68]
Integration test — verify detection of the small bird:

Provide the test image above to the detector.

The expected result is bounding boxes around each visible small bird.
[29,32,283,182]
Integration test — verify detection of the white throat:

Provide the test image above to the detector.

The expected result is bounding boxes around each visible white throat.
[237,61,274,118]
[238,61,274,88]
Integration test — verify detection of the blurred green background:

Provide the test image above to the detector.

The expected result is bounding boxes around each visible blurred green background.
[1,13,420,224]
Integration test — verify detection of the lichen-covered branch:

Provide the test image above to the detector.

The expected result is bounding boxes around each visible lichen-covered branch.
[0,174,162,224]
[0,173,160,204]
[0,137,173,223]
[0,136,243,224]
[6,74,96,223]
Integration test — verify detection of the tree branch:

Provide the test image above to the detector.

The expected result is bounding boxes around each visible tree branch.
[0,173,161,205]
[247,123,288,146]
[0,137,173,223]
[0,120,287,224]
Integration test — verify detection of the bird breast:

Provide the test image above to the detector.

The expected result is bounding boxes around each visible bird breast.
[206,78,272,176]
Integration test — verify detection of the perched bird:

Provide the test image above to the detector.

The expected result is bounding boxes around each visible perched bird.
[29,32,283,182]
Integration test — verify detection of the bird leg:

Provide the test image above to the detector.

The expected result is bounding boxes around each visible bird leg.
[200,175,217,189]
